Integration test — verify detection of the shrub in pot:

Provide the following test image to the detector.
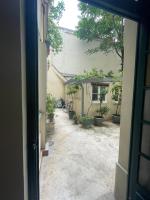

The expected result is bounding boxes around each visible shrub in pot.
[94,87,109,126]
[80,115,94,129]
[111,82,122,124]
[66,84,79,119]
[73,113,79,124]
[46,94,56,122]
[94,106,109,126]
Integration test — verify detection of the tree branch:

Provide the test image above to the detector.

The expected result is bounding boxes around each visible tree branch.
[113,43,122,58]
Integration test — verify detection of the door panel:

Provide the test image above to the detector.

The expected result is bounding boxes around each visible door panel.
[145,55,150,86]
[143,90,150,121]
[138,157,150,193]
[136,193,145,200]
[129,24,150,200]
[141,124,150,156]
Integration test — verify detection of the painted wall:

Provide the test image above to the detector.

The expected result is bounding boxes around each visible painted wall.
[48,27,121,115]
[47,65,65,99]
[0,0,28,199]
[114,19,138,200]
[38,0,48,149]
[50,27,121,75]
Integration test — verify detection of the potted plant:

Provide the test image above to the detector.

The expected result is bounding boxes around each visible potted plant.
[80,115,94,129]
[67,84,79,119]
[111,82,122,124]
[73,113,79,124]
[46,94,56,122]
[94,87,109,126]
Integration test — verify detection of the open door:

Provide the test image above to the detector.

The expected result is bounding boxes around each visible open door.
[128,23,150,199]
[25,0,150,199]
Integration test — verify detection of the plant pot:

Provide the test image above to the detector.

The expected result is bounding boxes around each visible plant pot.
[73,115,79,124]
[94,116,105,126]
[48,113,54,122]
[68,111,75,119]
[112,114,120,124]
[81,118,93,129]
[46,122,54,133]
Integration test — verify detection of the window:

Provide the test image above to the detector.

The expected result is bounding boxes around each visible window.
[92,85,108,102]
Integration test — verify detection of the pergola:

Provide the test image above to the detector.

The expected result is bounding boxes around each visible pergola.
[65,77,113,115]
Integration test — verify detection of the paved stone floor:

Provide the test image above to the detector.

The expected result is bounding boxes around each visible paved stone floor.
[40,109,120,200]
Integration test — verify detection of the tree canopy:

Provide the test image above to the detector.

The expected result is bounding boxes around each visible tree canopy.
[75,3,124,71]
[47,0,65,53]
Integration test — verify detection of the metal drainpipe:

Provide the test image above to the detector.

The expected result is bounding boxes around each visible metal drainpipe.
[80,84,84,116]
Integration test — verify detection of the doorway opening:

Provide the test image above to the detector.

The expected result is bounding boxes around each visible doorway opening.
[37,1,138,200]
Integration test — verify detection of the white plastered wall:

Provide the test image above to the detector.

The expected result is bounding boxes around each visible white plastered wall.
[51,28,121,75]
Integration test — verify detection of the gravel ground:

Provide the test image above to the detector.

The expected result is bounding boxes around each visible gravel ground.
[40,109,120,200]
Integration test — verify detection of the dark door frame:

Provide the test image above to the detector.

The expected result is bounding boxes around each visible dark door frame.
[127,23,149,200]
[25,0,39,200]
[25,0,149,200]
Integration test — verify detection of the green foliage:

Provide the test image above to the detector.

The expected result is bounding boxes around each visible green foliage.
[47,0,65,53]
[96,106,109,118]
[68,68,117,84]
[80,115,94,128]
[73,113,79,124]
[75,68,104,82]
[105,70,114,78]
[75,2,124,70]
[66,84,79,95]
[66,85,79,111]
[111,82,122,102]
[80,115,94,123]
[74,68,115,83]
[46,94,56,115]
[95,87,109,117]
[111,81,122,115]
[99,87,108,102]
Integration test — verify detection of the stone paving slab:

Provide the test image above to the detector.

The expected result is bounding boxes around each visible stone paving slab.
[40,109,120,200]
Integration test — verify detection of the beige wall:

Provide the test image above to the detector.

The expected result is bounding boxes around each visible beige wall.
[38,39,47,149]
[0,0,28,199]
[38,0,48,149]
[51,27,121,75]
[49,27,121,108]
[115,19,138,200]
[65,83,119,118]
[47,66,65,99]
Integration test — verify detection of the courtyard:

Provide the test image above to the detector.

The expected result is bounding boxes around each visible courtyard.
[40,109,120,200]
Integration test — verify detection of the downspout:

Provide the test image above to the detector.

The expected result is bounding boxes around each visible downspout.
[80,84,84,116]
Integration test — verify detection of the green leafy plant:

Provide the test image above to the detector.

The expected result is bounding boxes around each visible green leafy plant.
[74,68,105,82]
[47,0,65,53]
[75,2,124,71]
[73,113,79,124]
[80,115,94,128]
[96,87,109,117]
[66,84,79,111]
[66,84,79,95]
[46,94,56,121]
[111,81,122,115]
[96,106,109,118]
